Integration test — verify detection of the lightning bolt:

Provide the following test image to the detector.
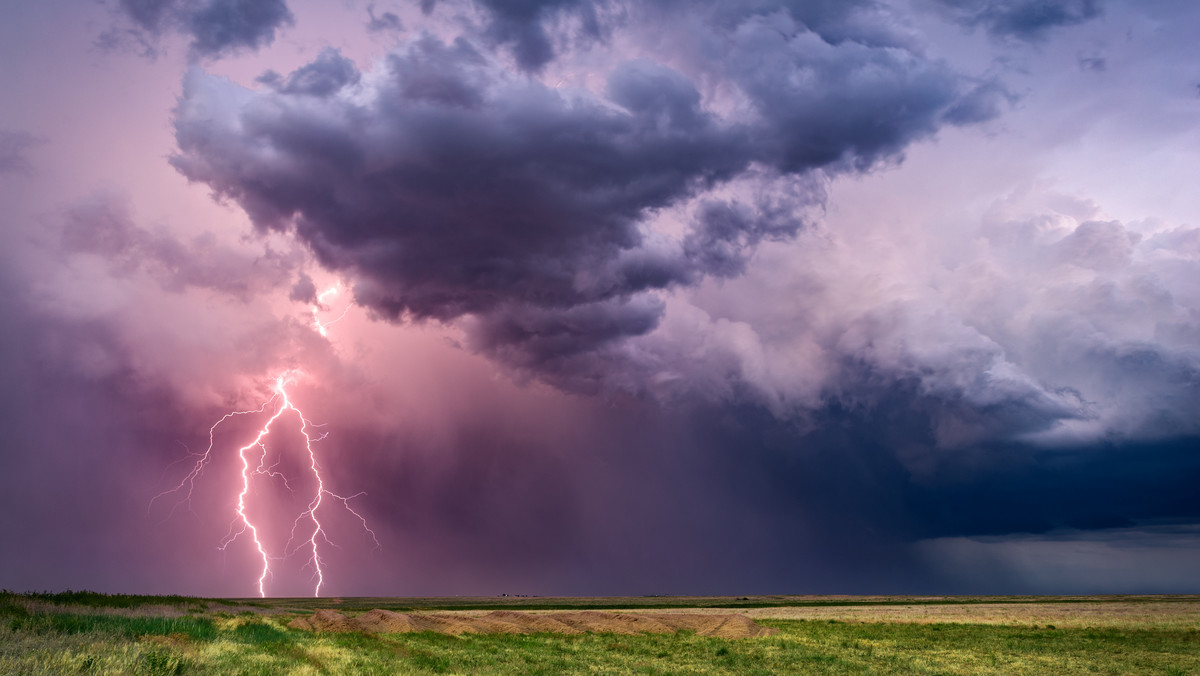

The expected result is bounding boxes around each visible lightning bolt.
[152,284,375,596]
[153,370,379,597]
[312,285,353,337]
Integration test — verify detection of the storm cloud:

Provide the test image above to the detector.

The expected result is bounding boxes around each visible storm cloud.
[692,193,1200,449]
[108,0,293,59]
[171,0,999,393]
[2,0,1198,598]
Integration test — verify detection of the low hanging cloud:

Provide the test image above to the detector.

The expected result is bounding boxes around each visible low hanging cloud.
[171,0,1002,395]
[106,0,293,59]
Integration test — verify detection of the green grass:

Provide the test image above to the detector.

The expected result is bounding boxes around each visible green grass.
[1,592,1198,675]
[6,589,214,610]
[7,611,219,640]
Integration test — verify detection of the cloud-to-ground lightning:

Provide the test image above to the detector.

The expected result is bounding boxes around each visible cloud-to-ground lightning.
[152,370,379,597]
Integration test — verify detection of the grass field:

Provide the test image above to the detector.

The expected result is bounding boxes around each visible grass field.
[2,591,1198,675]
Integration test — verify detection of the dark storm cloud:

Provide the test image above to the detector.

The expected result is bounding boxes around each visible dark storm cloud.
[108,0,293,59]
[670,389,1200,592]
[175,39,745,319]
[187,0,292,57]
[0,130,42,175]
[933,0,1102,41]
[171,1,997,387]
[722,15,965,172]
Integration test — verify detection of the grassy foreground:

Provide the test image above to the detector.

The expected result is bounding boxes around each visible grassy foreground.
[2,592,1198,675]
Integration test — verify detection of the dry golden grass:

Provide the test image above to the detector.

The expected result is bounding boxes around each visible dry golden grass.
[741,601,1200,628]
[403,599,1200,629]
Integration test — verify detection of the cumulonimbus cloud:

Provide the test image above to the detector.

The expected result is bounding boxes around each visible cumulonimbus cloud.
[170,0,1004,393]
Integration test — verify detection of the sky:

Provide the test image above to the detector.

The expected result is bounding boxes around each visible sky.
[0,0,1198,598]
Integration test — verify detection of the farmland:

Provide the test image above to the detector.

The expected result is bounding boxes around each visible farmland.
[2,592,1198,674]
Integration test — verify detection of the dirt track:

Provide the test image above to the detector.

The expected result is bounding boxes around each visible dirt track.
[289,609,778,638]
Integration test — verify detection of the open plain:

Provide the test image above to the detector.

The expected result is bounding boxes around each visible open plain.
[2,591,1198,674]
